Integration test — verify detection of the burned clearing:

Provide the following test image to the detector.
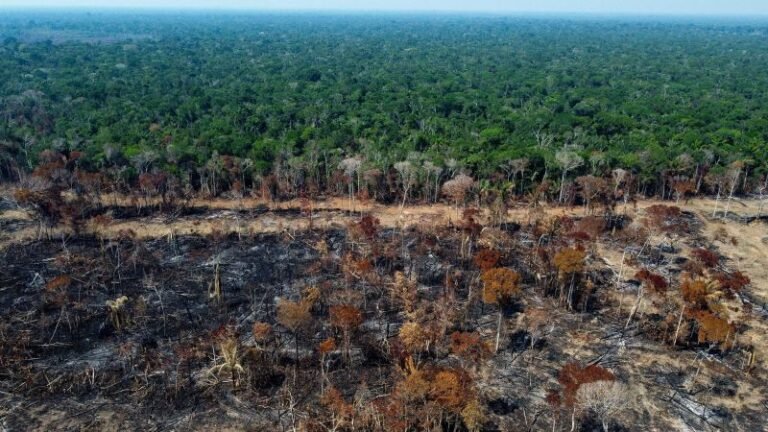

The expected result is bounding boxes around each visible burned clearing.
[1,198,766,431]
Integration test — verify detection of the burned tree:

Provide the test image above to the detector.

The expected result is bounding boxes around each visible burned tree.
[553,247,586,310]
[442,174,475,216]
[329,304,363,363]
[481,267,521,353]
[277,299,312,362]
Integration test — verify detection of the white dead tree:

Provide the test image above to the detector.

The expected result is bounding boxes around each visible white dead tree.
[724,160,744,217]
[506,158,530,194]
[611,168,631,212]
[589,152,607,175]
[394,161,418,210]
[707,171,726,217]
[442,174,475,217]
[576,381,631,432]
[338,156,362,212]
[422,161,443,203]
[130,150,158,175]
[444,158,459,179]
[611,168,627,194]
[534,129,555,148]
[556,149,584,204]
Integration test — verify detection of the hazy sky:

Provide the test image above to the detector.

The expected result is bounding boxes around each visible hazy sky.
[3,0,768,15]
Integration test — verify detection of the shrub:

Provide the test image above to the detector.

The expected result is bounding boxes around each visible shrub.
[691,248,720,268]
[634,269,668,294]
[558,363,615,408]
[473,248,501,271]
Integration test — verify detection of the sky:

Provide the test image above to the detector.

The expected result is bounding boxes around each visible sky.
[2,0,768,15]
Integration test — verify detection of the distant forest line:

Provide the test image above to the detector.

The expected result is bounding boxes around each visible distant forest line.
[1,13,768,205]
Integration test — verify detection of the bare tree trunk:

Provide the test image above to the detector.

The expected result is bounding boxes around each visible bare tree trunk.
[559,170,568,204]
[567,272,576,310]
[400,185,410,212]
[725,182,737,217]
[712,184,722,217]
[495,309,503,353]
[673,305,685,346]
[625,287,643,330]
[570,409,576,432]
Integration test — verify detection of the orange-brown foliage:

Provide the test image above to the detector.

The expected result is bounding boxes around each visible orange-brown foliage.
[276,299,312,332]
[430,369,469,412]
[557,362,615,408]
[645,204,688,233]
[713,271,750,296]
[473,248,501,271]
[481,268,521,305]
[634,269,668,294]
[691,248,720,268]
[450,331,491,363]
[321,386,354,419]
[694,311,735,349]
[399,322,429,353]
[461,208,483,236]
[357,214,380,240]
[392,271,418,314]
[318,337,337,354]
[355,258,374,275]
[45,275,72,292]
[575,216,605,239]
[329,305,363,331]
[569,231,592,242]
[546,389,562,408]
[553,248,586,275]
[252,322,273,343]
[681,278,708,308]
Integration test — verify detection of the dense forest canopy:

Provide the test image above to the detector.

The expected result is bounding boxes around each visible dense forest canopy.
[2,13,768,431]
[1,12,767,198]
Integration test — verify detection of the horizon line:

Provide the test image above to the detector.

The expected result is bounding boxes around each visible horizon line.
[2,6,768,18]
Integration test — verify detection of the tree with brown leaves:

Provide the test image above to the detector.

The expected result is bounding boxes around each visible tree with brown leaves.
[522,307,552,351]
[473,248,501,271]
[675,276,731,348]
[450,331,491,366]
[277,299,312,362]
[644,204,688,235]
[391,271,418,317]
[399,321,431,357]
[694,310,735,350]
[671,177,695,204]
[626,269,668,329]
[320,386,354,431]
[713,270,750,297]
[481,267,521,353]
[431,369,466,413]
[317,337,336,391]
[558,362,616,432]
[460,399,486,432]
[691,248,720,269]
[329,304,363,363]
[554,247,587,310]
